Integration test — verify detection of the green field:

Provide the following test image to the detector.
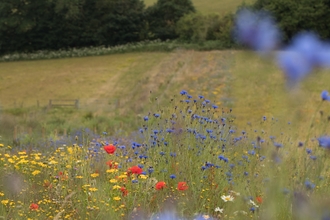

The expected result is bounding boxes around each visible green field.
[143,0,256,14]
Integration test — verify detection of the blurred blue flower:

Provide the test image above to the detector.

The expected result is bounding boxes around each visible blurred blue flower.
[318,136,330,149]
[234,9,281,53]
[151,211,179,220]
[170,174,176,179]
[305,180,315,190]
[277,32,330,86]
[277,50,312,86]
[310,155,317,160]
[321,90,330,101]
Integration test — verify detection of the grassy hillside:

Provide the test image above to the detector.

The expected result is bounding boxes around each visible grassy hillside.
[1,50,330,144]
[143,0,256,14]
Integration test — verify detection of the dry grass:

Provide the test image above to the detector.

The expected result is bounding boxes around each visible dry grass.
[143,0,256,14]
[2,50,330,143]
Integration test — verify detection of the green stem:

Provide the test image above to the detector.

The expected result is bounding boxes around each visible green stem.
[305,101,323,146]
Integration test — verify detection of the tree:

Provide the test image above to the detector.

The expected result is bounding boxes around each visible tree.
[252,0,330,41]
[146,0,195,40]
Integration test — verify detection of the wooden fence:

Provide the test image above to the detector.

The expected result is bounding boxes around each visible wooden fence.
[48,99,79,109]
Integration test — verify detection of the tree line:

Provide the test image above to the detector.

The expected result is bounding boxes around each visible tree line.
[0,0,330,55]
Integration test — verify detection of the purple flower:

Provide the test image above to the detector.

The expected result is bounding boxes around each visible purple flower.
[234,9,281,53]
[318,136,330,149]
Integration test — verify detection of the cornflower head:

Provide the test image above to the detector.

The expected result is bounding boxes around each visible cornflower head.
[318,136,330,149]
[321,91,330,101]
[277,32,330,86]
[234,8,281,53]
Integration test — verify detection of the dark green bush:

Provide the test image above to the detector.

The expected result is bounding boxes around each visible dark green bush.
[252,0,330,41]
[176,12,236,47]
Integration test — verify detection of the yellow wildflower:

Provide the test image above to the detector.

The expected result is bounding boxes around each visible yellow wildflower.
[1,200,9,205]
[32,170,41,176]
[106,169,117,173]
[139,174,148,179]
[112,185,121,190]
[0,144,4,147]
[113,197,121,201]
[91,173,99,178]
[89,188,98,192]
[18,151,26,155]
[109,179,118,183]
[76,176,83,179]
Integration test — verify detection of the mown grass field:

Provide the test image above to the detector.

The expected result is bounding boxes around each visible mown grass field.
[1,50,330,142]
[143,0,256,14]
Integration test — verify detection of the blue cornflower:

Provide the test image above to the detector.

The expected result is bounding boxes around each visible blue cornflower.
[298,142,304,147]
[234,9,281,53]
[132,179,138,183]
[310,155,317,160]
[180,90,188,95]
[277,32,330,86]
[305,180,315,190]
[321,90,330,101]
[198,95,204,99]
[318,136,330,149]
[159,151,165,156]
[153,113,160,118]
[244,171,249,176]
[274,142,283,148]
[144,116,149,121]
[148,167,154,174]
[187,94,192,99]
[277,50,312,86]
[212,105,218,109]
[170,174,176,179]
[306,148,312,154]
[218,155,225,160]
[166,129,173,133]
[248,150,255,155]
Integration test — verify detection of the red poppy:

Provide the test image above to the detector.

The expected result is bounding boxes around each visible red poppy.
[128,166,143,175]
[58,171,68,181]
[30,203,39,210]
[120,186,128,196]
[256,196,263,204]
[106,160,118,169]
[104,144,116,154]
[155,181,166,190]
[177,182,188,191]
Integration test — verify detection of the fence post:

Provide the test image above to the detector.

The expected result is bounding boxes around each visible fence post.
[75,99,79,109]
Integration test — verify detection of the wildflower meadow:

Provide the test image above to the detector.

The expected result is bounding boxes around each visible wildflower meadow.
[2,8,330,220]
